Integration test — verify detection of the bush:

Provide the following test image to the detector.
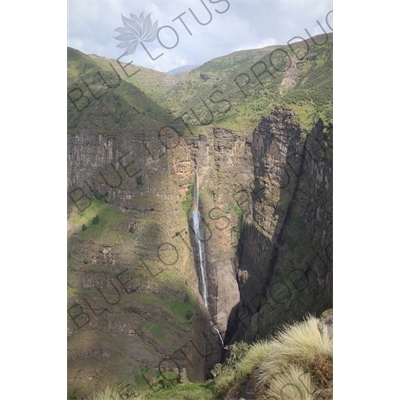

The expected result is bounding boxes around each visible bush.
[136,175,143,188]
[92,215,100,225]
[185,309,193,320]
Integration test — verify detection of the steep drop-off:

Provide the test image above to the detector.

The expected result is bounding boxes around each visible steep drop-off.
[225,107,332,345]
[67,34,332,398]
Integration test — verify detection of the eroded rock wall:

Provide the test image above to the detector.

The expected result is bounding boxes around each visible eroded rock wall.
[225,107,333,344]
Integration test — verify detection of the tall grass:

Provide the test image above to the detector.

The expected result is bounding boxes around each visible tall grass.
[264,365,315,400]
[236,340,270,376]
[84,386,136,400]
[212,314,333,399]
[256,315,332,398]
[257,315,332,386]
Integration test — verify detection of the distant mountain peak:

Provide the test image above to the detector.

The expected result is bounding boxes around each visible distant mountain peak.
[167,65,199,75]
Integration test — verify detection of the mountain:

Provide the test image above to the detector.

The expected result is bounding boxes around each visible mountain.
[67,32,332,399]
[167,65,199,75]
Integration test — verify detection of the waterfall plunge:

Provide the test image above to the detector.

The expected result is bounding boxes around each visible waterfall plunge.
[192,170,208,309]
[214,327,224,347]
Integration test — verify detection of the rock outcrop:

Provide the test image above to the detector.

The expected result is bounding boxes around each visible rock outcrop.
[225,107,333,344]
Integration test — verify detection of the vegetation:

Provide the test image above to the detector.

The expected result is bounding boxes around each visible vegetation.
[136,175,143,188]
[84,380,215,400]
[181,180,194,216]
[68,33,332,139]
[82,314,332,400]
[211,314,332,399]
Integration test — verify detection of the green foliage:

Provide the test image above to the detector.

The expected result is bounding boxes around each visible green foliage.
[144,380,215,400]
[168,298,195,322]
[149,323,165,341]
[226,341,251,367]
[185,309,193,320]
[181,180,194,216]
[92,215,100,225]
[136,175,143,188]
[68,33,332,141]
[228,202,244,219]
[235,340,270,376]
[211,341,251,398]
[81,224,87,231]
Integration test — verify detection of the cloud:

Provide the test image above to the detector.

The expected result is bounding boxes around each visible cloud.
[67,0,333,72]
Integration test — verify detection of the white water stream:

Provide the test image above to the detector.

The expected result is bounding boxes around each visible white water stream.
[214,327,224,347]
[192,170,208,309]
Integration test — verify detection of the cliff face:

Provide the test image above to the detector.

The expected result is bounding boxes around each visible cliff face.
[67,107,332,397]
[225,107,333,344]
[67,35,332,397]
[67,123,254,397]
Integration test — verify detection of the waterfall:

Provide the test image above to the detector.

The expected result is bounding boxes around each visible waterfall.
[214,327,224,347]
[192,170,208,309]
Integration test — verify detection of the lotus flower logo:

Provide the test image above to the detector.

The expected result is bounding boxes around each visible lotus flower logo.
[114,12,159,56]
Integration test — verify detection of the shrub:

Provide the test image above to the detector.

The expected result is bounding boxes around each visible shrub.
[136,175,143,188]
[92,215,100,225]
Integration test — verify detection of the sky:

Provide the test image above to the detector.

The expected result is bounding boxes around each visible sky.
[68,0,333,72]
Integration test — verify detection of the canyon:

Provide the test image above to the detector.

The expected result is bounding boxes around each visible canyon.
[67,33,332,398]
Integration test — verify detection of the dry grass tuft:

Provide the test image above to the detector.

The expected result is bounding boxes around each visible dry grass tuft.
[257,315,332,387]
[264,364,315,400]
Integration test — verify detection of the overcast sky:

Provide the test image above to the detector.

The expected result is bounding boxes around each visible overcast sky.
[68,0,333,72]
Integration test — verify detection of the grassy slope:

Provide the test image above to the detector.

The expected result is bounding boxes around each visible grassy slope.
[67,48,176,136]
[164,33,332,133]
[68,32,332,136]
[83,312,333,400]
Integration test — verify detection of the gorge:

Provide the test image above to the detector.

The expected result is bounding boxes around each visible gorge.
[67,33,332,399]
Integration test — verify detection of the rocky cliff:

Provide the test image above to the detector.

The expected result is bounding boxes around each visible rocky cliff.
[67,108,332,397]
[67,36,332,398]
[67,122,255,397]
[225,107,332,345]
